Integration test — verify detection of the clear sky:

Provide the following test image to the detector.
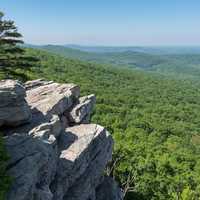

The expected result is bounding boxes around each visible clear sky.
[1,0,200,46]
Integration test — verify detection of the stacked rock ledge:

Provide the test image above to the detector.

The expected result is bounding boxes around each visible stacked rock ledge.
[0,79,123,200]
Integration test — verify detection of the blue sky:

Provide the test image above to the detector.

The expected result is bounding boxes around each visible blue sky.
[1,0,200,46]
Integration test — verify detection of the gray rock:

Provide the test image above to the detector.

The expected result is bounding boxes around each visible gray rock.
[1,80,79,135]
[5,134,57,200]
[96,177,123,200]
[52,124,113,200]
[26,81,80,116]
[29,115,63,139]
[0,80,31,127]
[68,94,96,124]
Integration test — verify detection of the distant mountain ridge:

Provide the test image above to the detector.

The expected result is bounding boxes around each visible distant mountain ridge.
[26,44,200,80]
[25,44,200,54]
[64,44,200,55]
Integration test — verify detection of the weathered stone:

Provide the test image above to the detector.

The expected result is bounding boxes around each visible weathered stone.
[52,124,113,200]
[68,94,96,124]
[5,134,57,200]
[96,177,123,200]
[0,80,31,127]
[26,81,80,116]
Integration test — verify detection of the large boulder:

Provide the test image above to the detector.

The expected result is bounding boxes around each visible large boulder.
[2,80,80,135]
[52,124,113,200]
[0,80,31,127]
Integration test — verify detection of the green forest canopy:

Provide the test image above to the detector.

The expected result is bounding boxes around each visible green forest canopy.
[3,48,199,200]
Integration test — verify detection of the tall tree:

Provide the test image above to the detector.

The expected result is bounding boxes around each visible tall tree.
[0,11,37,71]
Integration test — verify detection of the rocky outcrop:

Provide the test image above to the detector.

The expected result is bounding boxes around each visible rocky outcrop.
[1,79,122,200]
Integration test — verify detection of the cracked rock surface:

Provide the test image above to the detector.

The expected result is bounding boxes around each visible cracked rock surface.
[1,79,122,200]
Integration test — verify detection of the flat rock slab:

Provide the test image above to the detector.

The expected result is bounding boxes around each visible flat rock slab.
[26,80,80,116]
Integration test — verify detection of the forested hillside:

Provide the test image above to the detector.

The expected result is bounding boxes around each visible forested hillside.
[3,48,200,200]
[32,45,200,80]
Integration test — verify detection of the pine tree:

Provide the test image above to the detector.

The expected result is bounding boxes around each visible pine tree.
[0,11,37,71]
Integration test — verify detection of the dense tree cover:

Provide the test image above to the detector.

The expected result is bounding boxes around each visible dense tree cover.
[3,48,199,200]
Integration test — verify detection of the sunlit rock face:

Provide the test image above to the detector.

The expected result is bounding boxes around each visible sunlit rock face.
[2,79,122,200]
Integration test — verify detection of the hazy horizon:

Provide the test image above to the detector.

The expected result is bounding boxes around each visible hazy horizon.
[25,42,200,48]
[1,0,200,46]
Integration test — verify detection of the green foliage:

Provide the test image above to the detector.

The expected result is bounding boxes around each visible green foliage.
[171,186,196,200]
[0,136,11,200]
[0,11,23,69]
[3,48,200,199]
